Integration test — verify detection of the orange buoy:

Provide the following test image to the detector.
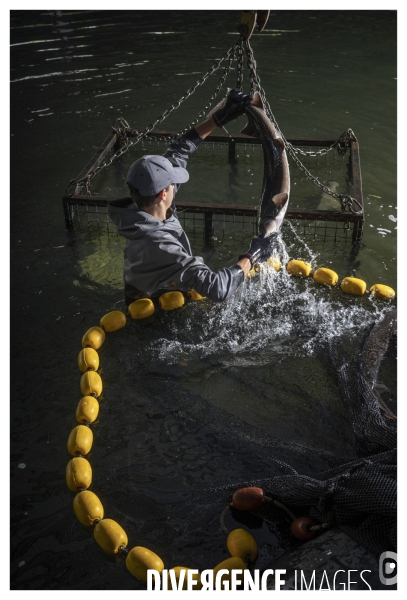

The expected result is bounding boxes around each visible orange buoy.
[231,487,265,511]
[291,517,317,541]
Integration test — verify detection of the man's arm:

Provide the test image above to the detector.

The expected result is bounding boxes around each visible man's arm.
[164,89,252,187]
[236,256,252,277]
[194,117,218,140]
[163,112,218,189]
[163,128,203,195]
[151,236,248,302]
[164,90,255,279]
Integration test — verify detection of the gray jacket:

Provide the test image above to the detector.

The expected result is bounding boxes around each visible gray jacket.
[108,128,244,304]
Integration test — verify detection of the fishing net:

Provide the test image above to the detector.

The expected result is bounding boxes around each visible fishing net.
[88,264,396,588]
[60,173,396,589]
[66,137,361,244]
[209,312,397,560]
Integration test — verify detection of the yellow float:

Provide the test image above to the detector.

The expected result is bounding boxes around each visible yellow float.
[286,259,312,278]
[128,298,155,319]
[340,277,366,296]
[82,326,105,350]
[268,256,281,271]
[159,291,185,310]
[248,257,281,278]
[100,310,127,332]
[76,396,99,424]
[187,289,205,300]
[226,528,258,562]
[67,425,93,456]
[213,557,247,589]
[125,546,164,582]
[94,519,128,555]
[73,490,104,526]
[66,456,92,491]
[167,567,202,590]
[80,371,102,397]
[313,267,338,287]
[370,284,396,300]
[77,347,99,372]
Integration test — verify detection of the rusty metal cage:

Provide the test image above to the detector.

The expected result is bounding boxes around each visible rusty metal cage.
[63,130,364,244]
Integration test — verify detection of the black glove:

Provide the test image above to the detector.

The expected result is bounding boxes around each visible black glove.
[239,236,276,268]
[212,88,252,128]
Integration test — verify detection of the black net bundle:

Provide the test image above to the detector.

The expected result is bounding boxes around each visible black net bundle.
[212,310,397,558]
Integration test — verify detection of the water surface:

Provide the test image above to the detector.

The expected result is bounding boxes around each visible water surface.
[10,10,396,590]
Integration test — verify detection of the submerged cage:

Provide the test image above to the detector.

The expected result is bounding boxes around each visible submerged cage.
[63,129,364,244]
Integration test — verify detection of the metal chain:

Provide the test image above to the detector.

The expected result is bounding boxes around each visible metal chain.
[165,44,238,138]
[244,39,275,125]
[71,138,134,196]
[236,37,244,90]
[68,36,363,214]
[243,39,362,213]
[245,40,257,97]
[66,39,242,196]
[289,129,356,158]
[244,39,342,158]
[143,38,244,140]
[142,48,238,142]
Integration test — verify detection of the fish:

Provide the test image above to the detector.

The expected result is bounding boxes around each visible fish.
[316,180,340,211]
[240,92,290,238]
[359,309,397,419]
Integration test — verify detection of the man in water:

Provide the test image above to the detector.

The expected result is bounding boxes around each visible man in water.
[108,89,275,305]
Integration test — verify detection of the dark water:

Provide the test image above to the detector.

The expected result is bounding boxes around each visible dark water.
[11,10,396,590]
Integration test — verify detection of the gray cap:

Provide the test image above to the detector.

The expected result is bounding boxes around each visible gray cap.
[126,155,189,195]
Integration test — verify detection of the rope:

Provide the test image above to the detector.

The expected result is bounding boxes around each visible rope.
[219,504,231,535]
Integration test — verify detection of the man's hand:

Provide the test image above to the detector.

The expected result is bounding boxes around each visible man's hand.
[239,236,277,268]
[212,89,252,128]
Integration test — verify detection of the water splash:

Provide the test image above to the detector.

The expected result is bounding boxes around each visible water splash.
[150,240,391,367]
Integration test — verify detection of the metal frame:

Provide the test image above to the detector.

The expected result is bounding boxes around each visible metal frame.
[63,130,364,244]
